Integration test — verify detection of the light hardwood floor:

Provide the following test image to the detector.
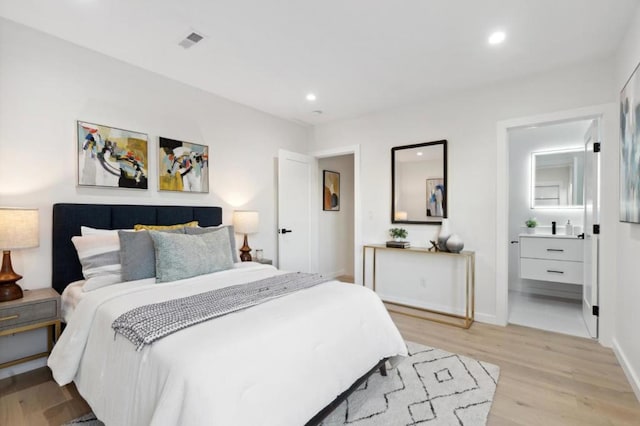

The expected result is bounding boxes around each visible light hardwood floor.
[392,313,640,426]
[1,314,639,425]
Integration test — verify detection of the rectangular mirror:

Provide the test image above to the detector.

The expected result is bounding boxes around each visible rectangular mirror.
[531,147,584,208]
[392,140,447,224]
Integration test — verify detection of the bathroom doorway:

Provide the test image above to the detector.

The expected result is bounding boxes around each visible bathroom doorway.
[505,117,599,338]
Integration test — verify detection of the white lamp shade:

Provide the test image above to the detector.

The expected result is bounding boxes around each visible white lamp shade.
[0,208,39,250]
[233,211,259,234]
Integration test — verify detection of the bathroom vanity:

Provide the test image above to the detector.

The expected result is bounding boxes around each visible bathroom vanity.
[519,234,584,285]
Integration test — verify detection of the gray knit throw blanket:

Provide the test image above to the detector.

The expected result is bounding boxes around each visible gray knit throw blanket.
[112,272,330,350]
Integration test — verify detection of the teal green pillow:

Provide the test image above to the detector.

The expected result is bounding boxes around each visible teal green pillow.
[149,230,234,283]
[185,225,239,263]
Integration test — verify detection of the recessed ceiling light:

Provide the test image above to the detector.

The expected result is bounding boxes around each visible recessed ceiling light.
[417,152,423,156]
[488,31,506,45]
[306,93,317,102]
[178,31,205,49]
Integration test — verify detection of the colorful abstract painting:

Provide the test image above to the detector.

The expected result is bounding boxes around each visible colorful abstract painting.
[158,137,209,193]
[620,62,640,223]
[77,121,148,189]
[426,178,445,217]
[323,170,340,211]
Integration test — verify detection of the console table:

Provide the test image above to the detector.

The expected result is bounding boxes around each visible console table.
[362,244,475,328]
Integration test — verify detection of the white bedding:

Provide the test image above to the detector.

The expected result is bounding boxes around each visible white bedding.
[48,264,407,426]
[60,280,85,322]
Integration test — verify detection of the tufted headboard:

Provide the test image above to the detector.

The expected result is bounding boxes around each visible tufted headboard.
[52,203,223,294]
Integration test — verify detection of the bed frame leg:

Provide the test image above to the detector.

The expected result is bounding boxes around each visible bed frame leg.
[305,358,389,425]
[379,363,387,376]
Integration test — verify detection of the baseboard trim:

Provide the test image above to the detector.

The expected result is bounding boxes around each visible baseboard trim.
[612,337,640,402]
[378,293,467,316]
[474,313,500,325]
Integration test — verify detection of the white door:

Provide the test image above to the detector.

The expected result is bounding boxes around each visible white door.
[583,120,600,338]
[278,149,314,272]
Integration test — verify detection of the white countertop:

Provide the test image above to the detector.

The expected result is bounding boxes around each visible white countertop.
[519,233,581,239]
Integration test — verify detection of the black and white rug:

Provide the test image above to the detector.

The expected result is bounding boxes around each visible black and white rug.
[63,342,499,426]
[62,413,102,425]
[321,341,500,425]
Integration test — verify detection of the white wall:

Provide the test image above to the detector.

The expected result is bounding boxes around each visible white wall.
[312,58,616,324]
[318,155,354,278]
[507,120,590,298]
[0,19,310,378]
[613,3,640,401]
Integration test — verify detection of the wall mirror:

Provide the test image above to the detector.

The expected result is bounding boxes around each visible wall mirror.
[531,148,584,208]
[392,140,447,224]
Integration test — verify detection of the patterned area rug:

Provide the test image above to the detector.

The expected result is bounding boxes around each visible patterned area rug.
[321,341,500,425]
[62,413,102,425]
[63,341,499,426]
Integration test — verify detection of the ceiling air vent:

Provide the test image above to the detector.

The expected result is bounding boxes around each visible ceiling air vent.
[179,32,204,49]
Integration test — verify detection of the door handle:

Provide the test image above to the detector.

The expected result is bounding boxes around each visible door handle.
[546,248,564,252]
[279,228,292,234]
[510,241,519,244]
[546,270,565,274]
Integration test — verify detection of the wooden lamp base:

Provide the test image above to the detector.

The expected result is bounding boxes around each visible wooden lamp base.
[239,234,252,262]
[0,250,23,302]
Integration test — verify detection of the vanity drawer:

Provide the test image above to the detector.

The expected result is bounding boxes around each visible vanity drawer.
[520,237,583,262]
[520,258,583,284]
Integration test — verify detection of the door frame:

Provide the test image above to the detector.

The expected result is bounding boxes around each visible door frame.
[310,145,362,284]
[495,104,614,344]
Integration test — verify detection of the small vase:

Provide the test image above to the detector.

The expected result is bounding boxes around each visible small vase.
[526,227,535,234]
[446,234,464,253]
[438,219,451,251]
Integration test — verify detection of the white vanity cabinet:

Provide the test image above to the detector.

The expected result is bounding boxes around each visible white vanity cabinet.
[519,235,584,285]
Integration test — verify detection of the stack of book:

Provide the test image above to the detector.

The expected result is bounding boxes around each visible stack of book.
[386,240,410,249]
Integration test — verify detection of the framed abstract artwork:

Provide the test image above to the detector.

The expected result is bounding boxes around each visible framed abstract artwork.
[620,61,640,223]
[77,121,148,189]
[426,178,445,217]
[158,137,209,193]
[323,170,340,211]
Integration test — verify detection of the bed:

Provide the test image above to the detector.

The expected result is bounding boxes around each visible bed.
[48,203,407,426]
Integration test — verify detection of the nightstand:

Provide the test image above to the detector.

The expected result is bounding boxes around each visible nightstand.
[0,288,61,369]
[256,258,273,265]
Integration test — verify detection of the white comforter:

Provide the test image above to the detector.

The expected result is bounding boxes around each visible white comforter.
[48,264,407,426]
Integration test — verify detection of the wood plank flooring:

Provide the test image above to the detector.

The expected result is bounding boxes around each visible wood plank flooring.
[391,313,640,426]
[1,313,638,425]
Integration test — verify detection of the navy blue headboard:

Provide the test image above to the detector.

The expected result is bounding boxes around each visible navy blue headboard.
[52,203,223,294]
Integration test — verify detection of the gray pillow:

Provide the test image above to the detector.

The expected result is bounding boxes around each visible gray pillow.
[118,229,184,282]
[185,225,239,263]
[149,230,234,283]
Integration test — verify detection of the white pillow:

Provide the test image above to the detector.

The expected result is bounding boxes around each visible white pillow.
[71,234,123,291]
[81,226,134,236]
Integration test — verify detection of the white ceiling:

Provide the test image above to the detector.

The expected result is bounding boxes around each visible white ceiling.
[396,145,443,163]
[1,0,638,125]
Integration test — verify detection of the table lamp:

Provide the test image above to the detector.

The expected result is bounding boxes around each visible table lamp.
[395,211,408,221]
[233,210,259,262]
[0,208,39,302]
